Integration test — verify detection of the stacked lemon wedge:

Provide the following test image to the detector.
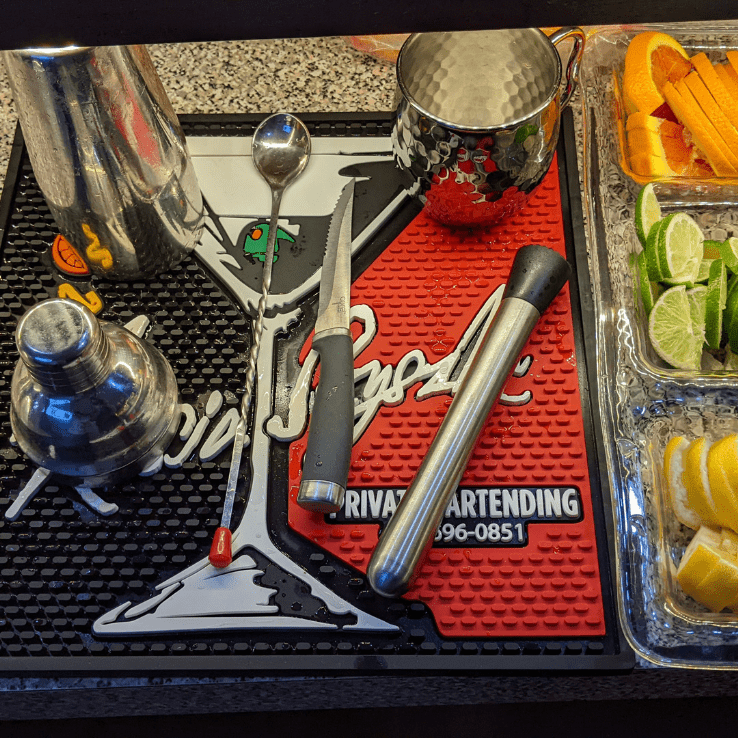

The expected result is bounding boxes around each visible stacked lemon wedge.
[623,31,738,178]
[677,527,738,612]
[664,434,738,611]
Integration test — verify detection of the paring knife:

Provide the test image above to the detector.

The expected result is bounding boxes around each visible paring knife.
[297,179,356,513]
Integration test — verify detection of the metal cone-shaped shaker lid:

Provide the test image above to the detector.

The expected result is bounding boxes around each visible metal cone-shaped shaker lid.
[397,29,562,130]
[16,298,109,392]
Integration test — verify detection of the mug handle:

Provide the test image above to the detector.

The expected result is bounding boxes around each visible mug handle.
[548,26,586,109]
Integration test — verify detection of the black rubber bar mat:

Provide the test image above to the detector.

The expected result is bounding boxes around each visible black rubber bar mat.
[0,111,634,675]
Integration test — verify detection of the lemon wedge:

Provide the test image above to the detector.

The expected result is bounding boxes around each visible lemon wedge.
[664,435,703,529]
[706,434,738,533]
[682,436,721,526]
[721,527,738,558]
[677,526,738,611]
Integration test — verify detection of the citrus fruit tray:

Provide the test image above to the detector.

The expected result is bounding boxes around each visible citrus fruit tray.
[592,22,738,195]
[580,24,738,668]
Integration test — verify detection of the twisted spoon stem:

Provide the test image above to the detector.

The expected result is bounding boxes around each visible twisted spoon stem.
[240,187,282,421]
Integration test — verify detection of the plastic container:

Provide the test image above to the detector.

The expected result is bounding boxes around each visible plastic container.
[580,22,738,669]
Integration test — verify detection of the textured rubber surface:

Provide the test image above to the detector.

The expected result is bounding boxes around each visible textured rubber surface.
[0,112,631,674]
[289,152,606,639]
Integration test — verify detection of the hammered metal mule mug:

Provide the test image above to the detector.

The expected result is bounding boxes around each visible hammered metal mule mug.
[4,45,204,280]
[392,27,586,226]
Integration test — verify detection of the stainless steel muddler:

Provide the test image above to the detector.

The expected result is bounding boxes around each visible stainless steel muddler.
[366,244,572,598]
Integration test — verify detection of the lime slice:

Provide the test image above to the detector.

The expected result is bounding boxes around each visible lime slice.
[644,219,666,281]
[636,251,661,315]
[648,285,705,370]
[728,273,738,300]
[719,237,738,272]
[726,319,738,353]
[635,183,662,248]
[723,276,738,346]
[704,240,724,259]
[694,258,715,284]
[656,212,704,284]
[705,258,727,349]
[687,285,708,332]
[725,347,738,370]
[728,307,738,354]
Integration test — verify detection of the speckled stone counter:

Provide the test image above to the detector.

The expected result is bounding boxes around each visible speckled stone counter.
[2,34,738,720]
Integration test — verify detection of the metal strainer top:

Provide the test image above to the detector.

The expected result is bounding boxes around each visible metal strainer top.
[397,29,562,130]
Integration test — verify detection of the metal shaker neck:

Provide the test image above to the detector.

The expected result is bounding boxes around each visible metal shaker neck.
[16,298,111,392]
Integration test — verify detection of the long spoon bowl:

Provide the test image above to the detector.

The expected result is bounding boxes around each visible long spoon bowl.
[245,113,311,422]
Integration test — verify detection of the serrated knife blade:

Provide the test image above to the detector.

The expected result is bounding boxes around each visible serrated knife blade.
[314,179,354,334]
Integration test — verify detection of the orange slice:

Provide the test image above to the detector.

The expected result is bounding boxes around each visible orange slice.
[663,81,737,175]
[627,125,689,174]
[626,111,662,133]
[623,31,692,115]
[659,118,690,140]
[52,234,90,276]
[626,112,713,178]
[691,52,738,131]
[721,60,738,96]
[716,63,738,102]
[680,72,738,158]
[660,121,714,177]
[627,128,663,157]
[676,78,738,171]
[726,50,738,82]
[629,151,679,177]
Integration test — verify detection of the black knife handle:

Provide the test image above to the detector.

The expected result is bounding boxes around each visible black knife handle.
[297,331,354,513]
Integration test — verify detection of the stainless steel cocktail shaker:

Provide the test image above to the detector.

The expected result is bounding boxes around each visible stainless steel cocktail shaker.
[10,299,180,487]
[3,45,204,280]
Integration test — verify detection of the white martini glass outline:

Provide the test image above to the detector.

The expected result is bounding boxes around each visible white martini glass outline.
[93,160,411,634]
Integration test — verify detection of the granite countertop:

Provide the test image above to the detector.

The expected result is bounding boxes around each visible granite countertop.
[3,32,738,720]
